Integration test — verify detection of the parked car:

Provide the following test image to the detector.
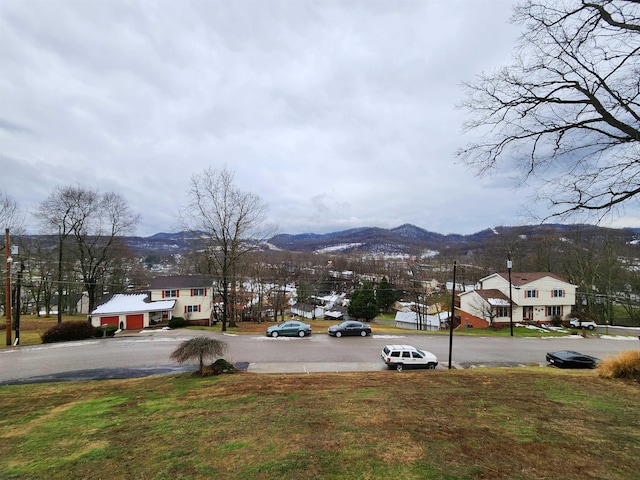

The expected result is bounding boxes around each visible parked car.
[327,321,372,337]
[381,345,438,371]
[546,350,601,369]
[266,321,312,338]
[569,318,597,330]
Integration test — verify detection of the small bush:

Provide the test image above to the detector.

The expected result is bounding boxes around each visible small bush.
[597,350,640,381]
[550,315,563,327]
[93,325,118,338]
[209,358,237,375]
[168,317,187,329]
[42,321,96,344]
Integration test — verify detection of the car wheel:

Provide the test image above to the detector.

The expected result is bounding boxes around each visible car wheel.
[588,325,595,330]
[396,363,403,372]
[335,331,342,338]
[427,363,436,370]
[360,330,367,337]
[271,331,278,338]
[298,330,305,337]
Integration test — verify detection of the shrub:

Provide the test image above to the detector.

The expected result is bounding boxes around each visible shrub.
[94,325,118,338]
[210,358,237,375]
[42,321,96,344]
[170,336,228,376]
[550,315,563,327]
[168,317,187,329]
[597,350,640,381]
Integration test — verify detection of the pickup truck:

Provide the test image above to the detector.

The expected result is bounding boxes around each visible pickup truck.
[569,318,597,330]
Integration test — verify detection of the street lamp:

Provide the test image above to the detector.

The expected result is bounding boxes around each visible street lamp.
[507,252,513,337]
[5,228,12,346]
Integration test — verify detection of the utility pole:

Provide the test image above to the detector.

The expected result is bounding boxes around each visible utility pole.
[448,261,457,370]
[5,228,11,346]
[507,252,514,337]
[15,260,24,345]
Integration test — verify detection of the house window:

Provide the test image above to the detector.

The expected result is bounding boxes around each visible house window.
[163,290,178,298]
[191,288,206,296]
[551,288,565,298]
[547,306,562,317]
[496,306,509,317]
[185,305,201,313]
[525,289,538,298]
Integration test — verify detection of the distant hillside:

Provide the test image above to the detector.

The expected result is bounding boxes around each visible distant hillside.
[16,224,639,258]
[267,223,639,256]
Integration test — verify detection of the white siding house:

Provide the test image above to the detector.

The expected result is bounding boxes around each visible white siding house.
[459,272,576,327]
[148,275,214,326]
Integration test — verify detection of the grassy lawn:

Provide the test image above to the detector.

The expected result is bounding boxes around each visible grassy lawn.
[0,368,638,479]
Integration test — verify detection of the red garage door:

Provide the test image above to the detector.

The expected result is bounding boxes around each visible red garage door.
[100,316,119,327]
[126,314,144,329]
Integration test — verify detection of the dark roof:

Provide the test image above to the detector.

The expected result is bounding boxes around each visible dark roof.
[494,272,567,286]
[475,289,511,303]
[149,275,212,289]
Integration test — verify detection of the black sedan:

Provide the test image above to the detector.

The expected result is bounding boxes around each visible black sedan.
[327,321,372,337]
[546,350,601,369]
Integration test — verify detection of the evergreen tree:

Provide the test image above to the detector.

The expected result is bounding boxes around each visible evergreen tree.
[348,282,379,321]
[376,276,394,313]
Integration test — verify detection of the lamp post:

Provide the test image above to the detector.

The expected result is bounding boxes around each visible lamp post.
[507,252,513,337]
[5,228,12,346]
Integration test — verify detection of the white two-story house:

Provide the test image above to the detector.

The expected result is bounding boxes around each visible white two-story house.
[148,275,214,326]
[458,272,576,328]
[90,275,215,330]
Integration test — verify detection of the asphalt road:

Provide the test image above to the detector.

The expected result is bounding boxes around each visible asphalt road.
[1,328,638,384]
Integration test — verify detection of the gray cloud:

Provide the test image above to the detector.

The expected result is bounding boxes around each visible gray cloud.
[2,0,637,237]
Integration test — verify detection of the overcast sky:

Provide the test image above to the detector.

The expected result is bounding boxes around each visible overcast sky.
[2,0,638,237]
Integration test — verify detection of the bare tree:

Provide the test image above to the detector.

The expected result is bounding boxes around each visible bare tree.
[181,167,272,332]
[0,191,25,233]
[36,186,139,318]
[459,0,640,221]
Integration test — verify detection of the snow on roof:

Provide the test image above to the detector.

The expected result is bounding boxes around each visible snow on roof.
[92,293,176,315]
[487,298,510,306]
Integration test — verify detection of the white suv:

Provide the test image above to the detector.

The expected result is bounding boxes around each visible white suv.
[569,318,597,330]
[381,345,438,371]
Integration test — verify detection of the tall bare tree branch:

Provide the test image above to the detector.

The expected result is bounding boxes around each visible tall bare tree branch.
[458,0,640,221]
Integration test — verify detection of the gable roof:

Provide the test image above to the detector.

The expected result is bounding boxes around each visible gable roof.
[91,293,176,315]
[149,275,212,289]
[482,272,569,287]
[475,289,513,306]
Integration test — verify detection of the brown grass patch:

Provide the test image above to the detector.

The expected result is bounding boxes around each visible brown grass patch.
[598,349,640,381]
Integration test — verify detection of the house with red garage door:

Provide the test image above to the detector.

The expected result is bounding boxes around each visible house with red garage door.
[90,293,176,330]
[148,275,214,326]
